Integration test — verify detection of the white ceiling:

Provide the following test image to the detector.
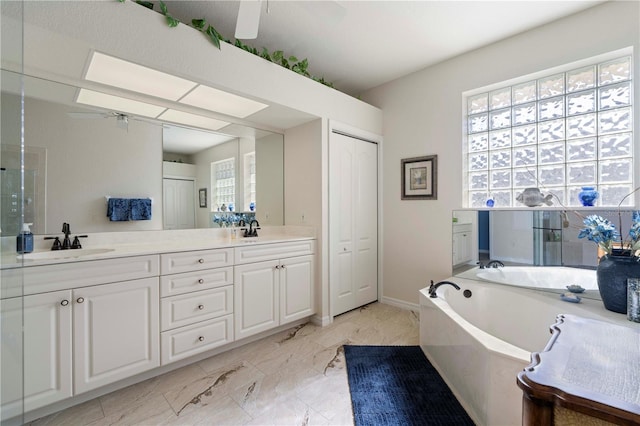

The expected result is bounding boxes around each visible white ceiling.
[157,0,606,97]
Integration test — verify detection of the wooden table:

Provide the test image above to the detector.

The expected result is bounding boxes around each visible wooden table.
[517,314,640,425]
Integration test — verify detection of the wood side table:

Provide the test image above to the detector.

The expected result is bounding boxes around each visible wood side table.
[517,314,640,425]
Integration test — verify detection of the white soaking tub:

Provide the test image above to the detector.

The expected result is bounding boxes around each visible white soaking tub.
[419,277,637,426]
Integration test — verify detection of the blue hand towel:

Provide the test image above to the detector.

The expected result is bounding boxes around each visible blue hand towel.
[130,198,152,220]
[107,198,130,221]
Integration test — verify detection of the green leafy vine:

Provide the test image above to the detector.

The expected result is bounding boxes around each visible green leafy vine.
[119,0,333,88]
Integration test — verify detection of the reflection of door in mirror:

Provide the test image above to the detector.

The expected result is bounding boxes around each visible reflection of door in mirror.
[162,162,196,230]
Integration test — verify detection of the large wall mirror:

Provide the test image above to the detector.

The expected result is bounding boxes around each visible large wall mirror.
[451,209,639,300]
[0,70,284,236]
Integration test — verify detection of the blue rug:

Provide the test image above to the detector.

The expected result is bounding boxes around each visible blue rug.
[344,345,475,426]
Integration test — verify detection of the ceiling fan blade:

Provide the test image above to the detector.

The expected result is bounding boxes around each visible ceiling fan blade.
[66,111,110,119]
[235,0,262,39]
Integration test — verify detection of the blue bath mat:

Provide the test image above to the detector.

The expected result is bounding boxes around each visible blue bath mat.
[344,345,475,426]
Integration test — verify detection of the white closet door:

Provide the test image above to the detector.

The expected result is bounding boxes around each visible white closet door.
[330,132,378,316]
[163,178,195,230]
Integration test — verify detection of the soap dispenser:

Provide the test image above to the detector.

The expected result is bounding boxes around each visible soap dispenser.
[17,223,34,254]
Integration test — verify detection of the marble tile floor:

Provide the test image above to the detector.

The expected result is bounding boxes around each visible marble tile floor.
[30,302,419,426]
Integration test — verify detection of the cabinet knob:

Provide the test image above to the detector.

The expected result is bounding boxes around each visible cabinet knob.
[198,278,204,284]
[281,265,286,269]
[198,304,204,310]
[198,336,205,342]
[198,258,205,264]
[275,265,280,270]
[343,247,347,251]
[76,297,85,304]
[60,299,69,306]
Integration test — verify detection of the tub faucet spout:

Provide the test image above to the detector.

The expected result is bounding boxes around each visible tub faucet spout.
[428,280,461,298]
[486,260,505,268]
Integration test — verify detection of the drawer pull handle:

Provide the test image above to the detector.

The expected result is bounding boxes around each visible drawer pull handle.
[60,300,69,306]
[198,258,205,264]
[198,279,204,284]
[76,297,85,304]
[198,336,205,342]
[198,304,205,310]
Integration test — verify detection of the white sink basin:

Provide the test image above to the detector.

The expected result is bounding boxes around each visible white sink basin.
[19,248,115,261]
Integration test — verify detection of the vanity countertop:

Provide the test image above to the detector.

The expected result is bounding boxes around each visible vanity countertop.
[1,228,316,269]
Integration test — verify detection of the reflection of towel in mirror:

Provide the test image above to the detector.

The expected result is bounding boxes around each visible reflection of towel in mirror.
[107,198,130,221]
[130,198,152,220]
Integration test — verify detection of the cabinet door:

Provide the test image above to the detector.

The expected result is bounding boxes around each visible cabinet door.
[280,255,314,324]
[1,291,72,415]
[234,260,279,340]
[73,277,159,394]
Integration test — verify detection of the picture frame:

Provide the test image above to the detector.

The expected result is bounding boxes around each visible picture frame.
[198,188,207,208]
[401,155,437,200]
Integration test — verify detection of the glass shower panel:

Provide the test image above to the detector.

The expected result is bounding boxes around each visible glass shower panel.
[1,1,25,424]
[533,211,563,266]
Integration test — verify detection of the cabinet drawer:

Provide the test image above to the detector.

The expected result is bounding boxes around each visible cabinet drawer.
[18,255,159,296]
[453,223,472,233]
[161,286,233,331]
[161,314,233,365]
[160,267,233,297]
[160,248,233,275]
[234,240,315,264]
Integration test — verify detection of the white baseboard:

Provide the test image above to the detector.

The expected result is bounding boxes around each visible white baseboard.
[381,296,419,311]
[311,314,332,327]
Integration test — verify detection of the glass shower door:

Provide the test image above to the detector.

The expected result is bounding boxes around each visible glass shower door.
[1,1,25,424]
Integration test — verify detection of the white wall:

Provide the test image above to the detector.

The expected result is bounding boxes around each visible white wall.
[284,119,325,321]
[255,133,284,226]
[361,1,640,304]
[25,97,163,233]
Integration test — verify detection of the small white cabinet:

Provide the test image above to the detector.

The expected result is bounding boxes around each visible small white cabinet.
[234,242,315,340]
[453,223,473,266]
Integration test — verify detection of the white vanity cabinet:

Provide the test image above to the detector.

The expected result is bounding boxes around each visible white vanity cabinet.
[452,223,473,266]
[159,248,234,364]
[234,241,315,340]
[6,255,160,411]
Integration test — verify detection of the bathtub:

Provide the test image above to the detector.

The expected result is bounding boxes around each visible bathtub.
[458,265,599,293]
[419,277,637,426]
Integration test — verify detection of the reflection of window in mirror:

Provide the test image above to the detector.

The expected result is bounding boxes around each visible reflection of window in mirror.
[244,152,256,211]
[211,158,235,211]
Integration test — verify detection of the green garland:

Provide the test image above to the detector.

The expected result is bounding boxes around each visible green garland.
[119,0,334,88]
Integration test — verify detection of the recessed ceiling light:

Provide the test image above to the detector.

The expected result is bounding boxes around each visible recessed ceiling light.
[179,85,268,118]
[85,51,198,101]
[76,89,167,118]
[158,109,230,131]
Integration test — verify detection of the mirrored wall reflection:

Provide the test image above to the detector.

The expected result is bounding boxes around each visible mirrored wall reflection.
[0,70,284,235]
[453,209,639,270]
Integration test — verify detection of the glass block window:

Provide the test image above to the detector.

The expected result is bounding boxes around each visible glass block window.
[243,152,256,211]
[465,55,633,208]
[211,158,235,211]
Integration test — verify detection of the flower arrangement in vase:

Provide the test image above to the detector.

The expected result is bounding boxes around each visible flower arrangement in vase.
[578,211,640,313]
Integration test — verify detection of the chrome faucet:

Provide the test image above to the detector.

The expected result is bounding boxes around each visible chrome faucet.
[428,280,461,298]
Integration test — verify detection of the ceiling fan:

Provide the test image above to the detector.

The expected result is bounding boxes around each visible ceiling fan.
[235,0,263,39]
[66,111,162,132]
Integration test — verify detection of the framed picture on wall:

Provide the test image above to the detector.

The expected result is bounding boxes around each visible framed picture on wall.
[199,188,207,208]
[401,155,437,200]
